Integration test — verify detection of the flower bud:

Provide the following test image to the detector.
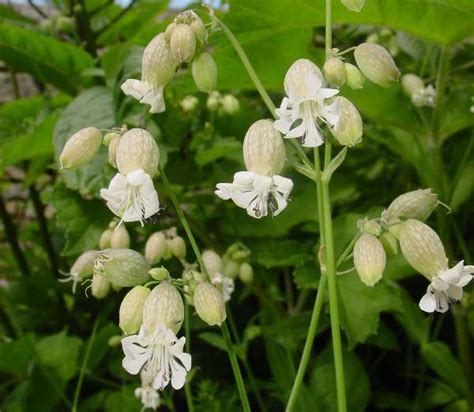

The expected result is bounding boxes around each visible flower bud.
[110,225,130,249]
[145,232,167,264]
[143,33,178,87]
[108,134,120,168]
[243,119,286,176]
[323,57,346,88]
[119,286,150,335]
[190,16,207,45]
[142,281,184,333]
[402,74,425,97]
[71,250,97,280]
[170,23,196,63]
[354,43,400,87]
[385,189,438,222]
[223,259,240,279]
[202,250,223,276]
[329,96,363,146]
[59,127,102,169]
[192,52,217,93]
[399,219,448,278]
[354,234,386,286]
[193,282,226,326]
[341,0,365,12]
[221,94,240,115]
[359,218,382,236]
[168,236,187,259]
[149,266,170,281]
[99,229,112,249]
[94,249,150,287]
[179,95,199,112]
[165,22,177,41]
[116,128,159,177]
[206,91,221,111]
[239,262,254,283]
[344,63,364,89]
[379,231,399,256]
[108,335,122,347]
[91,273,110,299]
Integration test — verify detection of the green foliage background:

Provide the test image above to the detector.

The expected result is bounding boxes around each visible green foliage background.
[0,0,473,411]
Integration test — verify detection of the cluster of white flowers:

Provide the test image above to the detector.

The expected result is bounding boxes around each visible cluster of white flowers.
[402,74,437,108]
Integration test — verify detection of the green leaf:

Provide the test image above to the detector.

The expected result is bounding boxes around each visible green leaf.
[293,259,319,289]
[0,23,94,94]
[0,5,35,24]
[0,334,35,375]
[50,182,110,256]
[338,274,401,348]
[198,332,227,352]
[195,137,243,167]
[421,381,457,410]
[250,239,310,268]
[35,330,82,381]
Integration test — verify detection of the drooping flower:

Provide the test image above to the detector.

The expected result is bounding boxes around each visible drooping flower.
[210,272,235,302]
[59,250,97,293]
[274,59,340,147]
[135,363,161,410]
[419,261,474,313]
[122,324,191,390]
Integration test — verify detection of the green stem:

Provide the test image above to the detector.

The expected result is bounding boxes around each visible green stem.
[325,0,332,57]
[184,304,195,412]
[221,321,252,412]
[72,316,101,412]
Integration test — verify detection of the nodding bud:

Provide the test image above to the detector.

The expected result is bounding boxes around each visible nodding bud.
[399,219,448,279]
[165,22,177,41]
[384,188,438,222]
[145,232,168,264]
[243,119,286,176]
[221,94,240,115]
[91,273,110,299]
[170,23,196,63]
[192,52,217,93]
[344,63,364,89]
[402,74,425,97]
[323,57,346,88]
[341,0,365,12]
[239,262,254,283]
[94,249,150,287]
[149,266,170,281]
[107,134,121,168]
[285,59,324,100]
[116,128,160,177]
[71,250,98,280]
[354,43,400,87]
[329,96,363,147]
[142,281,184,334]
[99,229,112,249]
[110,225,130,249]
[223,259,240,279]
[359,218,382,236]
[143,33,178,87]
[119,286,150,335]
[168,236,187,259]
[190,16,207,45]
[193,282,226,326]
[59,127,102,169]
[202,250,223,276]
[354,234,386,287]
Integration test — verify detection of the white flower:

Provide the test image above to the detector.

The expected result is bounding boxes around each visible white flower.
[274,59,340,147]
[211,272,235,302]
[215,171,293,219]
[122,324,192,391]
[122,80,165,114]
[135,368,160,411]
[412,85,436,108]
[100,169,160,226]
[419,261,474,313]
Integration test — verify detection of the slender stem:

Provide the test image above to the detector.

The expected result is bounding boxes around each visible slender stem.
[221,321,252,412]
[72,316,101,412]
[184,304,195,412]
[325,0,332,57]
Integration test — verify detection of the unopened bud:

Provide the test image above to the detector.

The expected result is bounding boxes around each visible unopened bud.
[168,236,187,259]
[239,262,254,283]
[142,33,178,87]
[116,128,160,177]
[108,134,120,168]
[119,286,150,335]
[399,219,448,278]
[94,249,150,287]
[221,94,240,115]
[59,127,102,169]
[193,282,226,326]
[341,0,365,12]
[99,229,112,249]
[179,95,199,112]
[149,266,169,281]
[344,63,364,89]
[142,281,184,333]
[110,225,130,249]
[243,119,286,176]
[354,234,386,287]
[165,22,177,41]
[354,43,400,87]
[360,218,382,236]
[206,91,221,111]
[379,231,399,256]
[385,189,438,222]
[145,232,168,264]
[329,96,363,147]
[108,335,122,347]
[192,52,217,93]
[202,250,223,276]
[323,57,346,88]
[91,273,110,299]
[402,74,425,97]
[190,16,207,45]
[170,23,196,63]
[223,259,240,279]
[71,250,97,280]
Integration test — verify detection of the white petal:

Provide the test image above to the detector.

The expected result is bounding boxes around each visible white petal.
[419,292,437,313]
[447,285,463,301]
[439,261,464,284]
[121,79,150,101]
[142,86,166,114]
[170,361,188,390]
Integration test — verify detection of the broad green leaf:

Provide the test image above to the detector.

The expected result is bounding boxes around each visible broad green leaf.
[105,387,141,412]
[198,332,227,352]
[0,23,94,94]
[421,381,457,410]
[195,137,242,166]
[293,259,319,289]
[50,182,110,256]
[372,391,413,410]
[250,239,310,268]
[338,274,401,347]
[0,5,35,24]
[0,334,35,375]
[421,341,469,397]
